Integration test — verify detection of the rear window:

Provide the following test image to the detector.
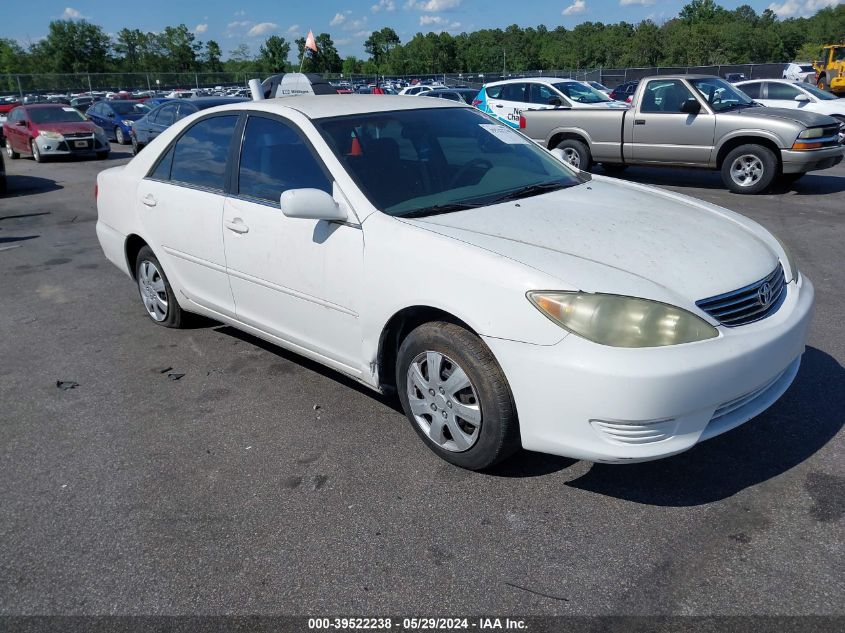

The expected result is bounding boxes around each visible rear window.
[484,85,503,99]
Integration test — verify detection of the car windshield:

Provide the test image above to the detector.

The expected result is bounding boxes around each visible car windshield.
[588,82,608,91]
[801,84,838,100]
[689,78,755,112]
[28,107,87,123]
[316,107,585,218]
[551,81,611,104]
[110,101,144,115]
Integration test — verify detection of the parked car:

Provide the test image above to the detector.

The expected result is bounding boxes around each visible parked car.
[70,95,101,112]
[584,80,612,95]
[96,95,813,469]
[519,75,845,193]
[421,88,479,104]
[85,100,151,145]
[783,62,817,83]
[736,79,845,124]
[3,104,110,162]
[398,85,433,96]
[130,97,247,154]
[475,78,628,128]
[724,72,748,84]
[0,149,5,194]
[609,80,639,102]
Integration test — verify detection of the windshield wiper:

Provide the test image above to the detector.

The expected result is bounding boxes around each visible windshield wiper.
[486,181,573,204]
[401,201,483,218]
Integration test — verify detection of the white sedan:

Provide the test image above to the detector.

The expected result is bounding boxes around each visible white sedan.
[96,96,814,469]
[736,79,845,124]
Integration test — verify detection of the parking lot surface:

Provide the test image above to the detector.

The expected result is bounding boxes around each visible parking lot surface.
[1,146,843,616]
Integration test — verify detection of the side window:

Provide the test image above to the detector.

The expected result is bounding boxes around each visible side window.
[149,146,175,181]
[641,79,696,113]
[156,104,177,126]
[529,83,557,104]
[175,103,197,121]
[739,82,761,99]
[169,115,238,191]
[766,82,800,100]
[88,103,101,116]
[500,83,527,102]
[485,85,503,99]
[238,116,331,204]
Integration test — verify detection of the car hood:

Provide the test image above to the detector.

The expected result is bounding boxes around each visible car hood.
[737,105,835,127]
[403,178,779,303]
[37,121,97,134]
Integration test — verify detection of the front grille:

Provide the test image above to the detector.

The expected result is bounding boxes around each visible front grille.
[696,265,786,327]
[64,132,93,139]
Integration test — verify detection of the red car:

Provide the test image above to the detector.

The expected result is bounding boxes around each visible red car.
[3,104,110,162]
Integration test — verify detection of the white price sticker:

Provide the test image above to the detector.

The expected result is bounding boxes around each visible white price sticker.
[479,123,528,145]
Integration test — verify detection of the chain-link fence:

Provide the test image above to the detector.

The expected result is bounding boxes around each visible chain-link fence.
[2,62,789,96]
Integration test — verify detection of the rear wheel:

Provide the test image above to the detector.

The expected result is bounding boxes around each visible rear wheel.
[817,75,828,92]
[396,322,520,470]
[555,139,592,171]
[721,144,777,194]
[134,246,187,328]
[6,139,19,160]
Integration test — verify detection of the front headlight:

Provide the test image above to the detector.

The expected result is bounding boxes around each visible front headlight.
[527,292,718,348]
[797,128,823,139]
[39,130,64,140]
[772,234,799,282]
[122,119,134,126]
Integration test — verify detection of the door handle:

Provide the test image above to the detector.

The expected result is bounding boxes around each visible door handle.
[141,194,157,207]
[224,219,249,234]
[634,119,646,125]
[495,104,503,108]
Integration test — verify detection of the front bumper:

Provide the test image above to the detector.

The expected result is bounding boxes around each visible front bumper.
[34,134,109,156]
[483,275,814,463]
[780,146,844,174]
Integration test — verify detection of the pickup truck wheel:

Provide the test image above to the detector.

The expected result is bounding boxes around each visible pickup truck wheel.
[556,139,592,171]
[721,144,776,194]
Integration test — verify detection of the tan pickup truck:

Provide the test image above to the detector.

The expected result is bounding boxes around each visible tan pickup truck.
[519,74,845,194]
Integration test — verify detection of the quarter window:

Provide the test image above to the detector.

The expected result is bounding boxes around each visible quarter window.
[155,104,178,126]
[500,83,528,102]
[237,116,331,204]
[169,115,238,191]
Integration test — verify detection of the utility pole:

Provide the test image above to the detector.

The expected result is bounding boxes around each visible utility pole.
[502,49,506,77]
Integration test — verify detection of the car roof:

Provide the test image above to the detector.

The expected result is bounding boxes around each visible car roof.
[485,77,576,87]
[736,79,803,85]
[20,103,78,109]
[205,95,462,120]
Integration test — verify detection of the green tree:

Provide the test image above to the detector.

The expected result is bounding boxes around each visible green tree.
[342,55,361,75]
[258,35,291,73]
[159,24,200,72]
[364,27,401,68]
[203,40,224,72]
[29,20,111,73]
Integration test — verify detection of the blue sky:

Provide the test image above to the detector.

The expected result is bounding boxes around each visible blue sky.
[5,0,842,59]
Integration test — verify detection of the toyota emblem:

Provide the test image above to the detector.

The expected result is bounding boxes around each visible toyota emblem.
[758,281,773,307]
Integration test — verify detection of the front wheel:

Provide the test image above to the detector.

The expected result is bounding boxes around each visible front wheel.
[396,322,520,470]
[721,144,777,194]
[817,75,828,92]
[555,139,592,171]
[131,136,140,155]
[134,246,187,328]
[115,127,126,145]
[31,140,43,163]
[6,139,19,159]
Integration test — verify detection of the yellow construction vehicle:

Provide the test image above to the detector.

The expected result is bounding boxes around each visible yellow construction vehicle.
[813,44,845,95]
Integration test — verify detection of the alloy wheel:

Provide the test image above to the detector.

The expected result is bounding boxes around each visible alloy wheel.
[729,154,764,188]
[406,351,482,452]
[137,259,168,321]
[562,147,581,168]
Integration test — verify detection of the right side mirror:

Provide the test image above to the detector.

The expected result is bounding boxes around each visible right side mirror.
[794,94,810,102]
[680,98,702,114]
[547,97,562,107]
[281,188,348,222]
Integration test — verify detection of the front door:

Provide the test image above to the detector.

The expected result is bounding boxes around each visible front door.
[221,114,364,373]
[136,113,240,318]
[631,78,716,165]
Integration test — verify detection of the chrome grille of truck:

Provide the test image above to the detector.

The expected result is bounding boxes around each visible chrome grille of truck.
[696,265,786,327]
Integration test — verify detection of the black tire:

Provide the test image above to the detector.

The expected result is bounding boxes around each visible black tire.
[96,151,109,160]
[5,139,18,160]
[720,144,777,194]
[601,163,627,175]
[396,322,520,470]
[817,75,828,92]
[131,136,140,155]
[134,246,187,328]
[31,140,43,163]
[115,127,126,145]
[555,139,592,171]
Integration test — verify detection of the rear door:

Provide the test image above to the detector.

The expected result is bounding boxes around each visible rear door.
[135,113,239,318]
[631,78,715,165]
[486,83,528,128]
[759,82,804,110]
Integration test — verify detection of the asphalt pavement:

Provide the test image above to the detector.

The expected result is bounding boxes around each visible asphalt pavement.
[0,144,842,617]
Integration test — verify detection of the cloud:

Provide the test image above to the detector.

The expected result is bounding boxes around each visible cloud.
[766,0,840,18]
[247,22,278,37]
[62,7,83,19]
[620,0,654,5]
[345,16,369,31]
[420,15,447,24]
[372,0,396,11]
[330,13,347,26]
[406,0,462,11]
[562,0,587,15]
[353,30,372,38]
[194,23,208,34]
[227,20,250,29]
[335,38,353,46]
[287,25,300,34]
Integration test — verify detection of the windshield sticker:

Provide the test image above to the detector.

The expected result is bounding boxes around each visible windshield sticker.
[62,107,77,112]
[479,124,529,145]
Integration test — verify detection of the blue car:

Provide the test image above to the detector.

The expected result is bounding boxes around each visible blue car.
[131,97,248,154]
[85,100,151,145]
